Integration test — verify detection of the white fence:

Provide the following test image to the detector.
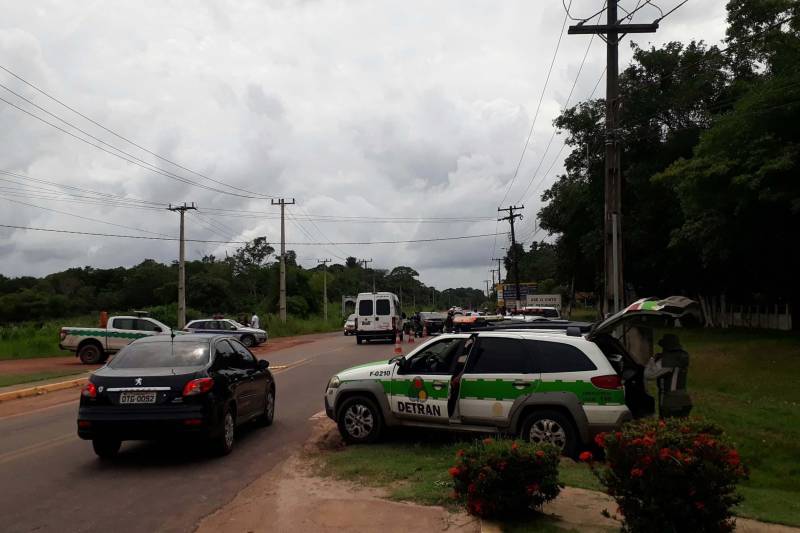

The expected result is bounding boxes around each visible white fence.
[698,296,792,331]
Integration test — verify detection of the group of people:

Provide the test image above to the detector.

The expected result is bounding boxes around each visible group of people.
[234,313,260,329]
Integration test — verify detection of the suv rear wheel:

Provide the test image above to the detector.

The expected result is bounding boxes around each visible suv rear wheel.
[78,342,104,365]
[337,396,383,444]
[520,409,578,457]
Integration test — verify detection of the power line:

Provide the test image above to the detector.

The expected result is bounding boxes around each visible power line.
[0,223,504,246]
[498,1,573,207]
[0,63,276,200]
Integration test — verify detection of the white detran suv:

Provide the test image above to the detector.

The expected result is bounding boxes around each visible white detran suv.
[325,297,700,456]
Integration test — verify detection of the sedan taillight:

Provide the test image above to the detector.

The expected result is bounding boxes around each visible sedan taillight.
[81,382,97,398]
[183,378,214,397]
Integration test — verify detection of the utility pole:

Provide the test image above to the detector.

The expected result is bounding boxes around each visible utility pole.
[568,1,658,315]
[318,259,331,321]
[359,258,374,292]
[271,198,295,322]
[498,205,524,310]
[483,279,491,300]
[168,202,196,329]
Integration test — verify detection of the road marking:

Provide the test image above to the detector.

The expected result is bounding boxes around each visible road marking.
[0,432,75,465]
[272,357,312,374]
[309,410,327,420]
[0,398,79,421]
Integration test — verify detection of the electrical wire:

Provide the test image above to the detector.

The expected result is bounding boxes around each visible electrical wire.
[0,63,276,200]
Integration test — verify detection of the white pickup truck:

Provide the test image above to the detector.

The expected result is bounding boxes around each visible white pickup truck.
[59,316,172,364]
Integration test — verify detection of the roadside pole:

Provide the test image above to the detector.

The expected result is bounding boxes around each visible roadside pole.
[168,202,196,329]
[498,205,524,310]
[567,0,658,314]
[271,198,295,323]
[318,258,331,322]
[360,258,373,292]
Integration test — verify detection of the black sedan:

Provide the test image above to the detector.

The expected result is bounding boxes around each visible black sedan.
[420,312,447,335]
[77,334,275,458]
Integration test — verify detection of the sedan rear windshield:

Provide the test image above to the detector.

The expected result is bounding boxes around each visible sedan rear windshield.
[110,341,210,368]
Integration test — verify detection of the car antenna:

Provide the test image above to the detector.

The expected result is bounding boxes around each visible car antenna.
[170,327,176,339]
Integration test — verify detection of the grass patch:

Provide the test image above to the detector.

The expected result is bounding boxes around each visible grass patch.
[0,370,85,388]
[318,328,800,527]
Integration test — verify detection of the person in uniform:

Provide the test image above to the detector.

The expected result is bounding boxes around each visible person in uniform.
[645,333,692,418]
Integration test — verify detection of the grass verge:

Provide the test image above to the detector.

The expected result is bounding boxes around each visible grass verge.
[318,327,800,527]
[0,370,85,388]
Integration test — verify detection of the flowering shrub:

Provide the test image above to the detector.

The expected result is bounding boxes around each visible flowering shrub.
[589,418,748,533]
[449,438,561,518]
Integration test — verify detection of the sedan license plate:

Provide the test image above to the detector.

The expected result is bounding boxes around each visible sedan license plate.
[119,391,157,404]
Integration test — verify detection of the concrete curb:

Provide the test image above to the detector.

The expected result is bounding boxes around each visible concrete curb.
[0,376,88,403]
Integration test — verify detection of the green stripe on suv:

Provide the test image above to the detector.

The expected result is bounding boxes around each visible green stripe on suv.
[65,329,150,340]
[460,378,624,406]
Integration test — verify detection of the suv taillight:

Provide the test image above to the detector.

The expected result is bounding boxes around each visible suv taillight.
[59,329,67,341]
[183,378,214,397]
[591,375,623,390]
[81,382,97,398]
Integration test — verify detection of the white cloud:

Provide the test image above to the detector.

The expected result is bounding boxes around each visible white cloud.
[0,0,728,289]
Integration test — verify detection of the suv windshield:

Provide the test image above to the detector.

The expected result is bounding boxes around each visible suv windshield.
[110,341,210,368]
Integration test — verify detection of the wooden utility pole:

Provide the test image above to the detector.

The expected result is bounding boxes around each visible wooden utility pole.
[168,202,196,329]
[318,259,331,321]
[271,198,295,322]
[483,279,491,300]
[568,1,658,315]
[359,258,374,292]
[498,205,524,310]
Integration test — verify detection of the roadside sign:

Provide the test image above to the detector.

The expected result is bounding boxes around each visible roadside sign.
[496,282,538,302]
[526,294,562,309]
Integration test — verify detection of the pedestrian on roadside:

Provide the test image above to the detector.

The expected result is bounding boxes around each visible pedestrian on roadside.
[250,312,260,329]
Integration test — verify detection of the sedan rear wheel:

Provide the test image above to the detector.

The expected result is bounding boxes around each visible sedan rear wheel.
[211,408,236,456]
[257,387,275,427]
[92,437,121,459]
[240,335,255,348]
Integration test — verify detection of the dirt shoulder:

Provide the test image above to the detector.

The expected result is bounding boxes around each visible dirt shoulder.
[195,420,479,533]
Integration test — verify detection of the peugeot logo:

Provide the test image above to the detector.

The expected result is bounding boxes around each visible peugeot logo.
[134,378,143,386]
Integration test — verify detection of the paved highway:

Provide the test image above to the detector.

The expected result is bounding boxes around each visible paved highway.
[0,332,394,533]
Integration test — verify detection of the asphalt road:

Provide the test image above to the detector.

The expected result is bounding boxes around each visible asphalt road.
[0,332,394,533]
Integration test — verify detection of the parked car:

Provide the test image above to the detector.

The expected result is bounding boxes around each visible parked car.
[324,296,700,456]
[419,312,446,335]
[354,291,405,344]
[184,318,267,347]
[343,314,357,335]
[60,315,171,364]
[77,334,275,458]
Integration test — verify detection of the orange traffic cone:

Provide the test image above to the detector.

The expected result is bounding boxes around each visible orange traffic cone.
[422,324,428,337]
[394,333,403,356]
[407,331,415,344]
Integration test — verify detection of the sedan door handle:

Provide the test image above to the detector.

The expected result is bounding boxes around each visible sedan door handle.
[432,380,446,391]
[512,380,532,390]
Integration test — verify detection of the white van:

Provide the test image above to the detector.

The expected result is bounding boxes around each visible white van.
[354,292,404,344]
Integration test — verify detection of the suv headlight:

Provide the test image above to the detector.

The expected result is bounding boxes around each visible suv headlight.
[327,376,340,390]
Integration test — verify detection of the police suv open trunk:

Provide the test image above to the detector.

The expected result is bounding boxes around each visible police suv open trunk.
[587,296,702,418]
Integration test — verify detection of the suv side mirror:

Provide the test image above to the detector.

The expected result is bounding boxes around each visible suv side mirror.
[258,359,269,370]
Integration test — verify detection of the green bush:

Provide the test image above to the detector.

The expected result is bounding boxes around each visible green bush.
[449,438,561,518]
[590,417,748,533]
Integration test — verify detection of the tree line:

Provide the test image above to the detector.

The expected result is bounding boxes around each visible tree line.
[506,0,798,324]
[0,238,486,324]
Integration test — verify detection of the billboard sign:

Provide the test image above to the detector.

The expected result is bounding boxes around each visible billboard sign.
[526,294,562,309]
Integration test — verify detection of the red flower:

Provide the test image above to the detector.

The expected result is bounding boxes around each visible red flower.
[658,419,666,428]
[535,450,545,458]
[695,501,705,510]
[448,466,461,477]
[467,483,477,494]
[630,468,644,478]
[579,451,593,462]
[642,436,656,447]
[594,432,607,448]
[659,448,671,460]
[483,437,494,445]
[727,450,741,467]
[640,455,653,466]
[511,442,519,451]
[615,431,623,440]
[526,483,540,494]
[497,460,508,471]
[456,449,465,457]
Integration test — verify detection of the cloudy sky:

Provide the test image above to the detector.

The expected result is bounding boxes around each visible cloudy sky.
[0,0,728,290]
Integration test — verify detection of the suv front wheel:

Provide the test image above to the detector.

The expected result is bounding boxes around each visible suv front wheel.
[520,409,578,458]
[337,396,383,444]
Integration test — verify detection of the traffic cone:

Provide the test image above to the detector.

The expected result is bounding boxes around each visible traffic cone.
[422,324,428,337]
[394,333,403,356]
[407,331,415,344]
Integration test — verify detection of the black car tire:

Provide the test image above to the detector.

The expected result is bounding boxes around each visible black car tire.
[240,334,255,348]
[78,343,104,365]
[337,396,383,444]
[211,407,236,456]
[520,409,578,458]
[356,336,363,345]
[92,437,121,459]
[257,386,276,427]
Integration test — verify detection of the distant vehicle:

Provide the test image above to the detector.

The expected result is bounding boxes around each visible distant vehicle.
[60,315,172,364]
[517,306,561,319]
[184,318,267,348]
[77,334,275,458]
[354,291,405,345]
[419,312,446,335]
[343,314,357,336]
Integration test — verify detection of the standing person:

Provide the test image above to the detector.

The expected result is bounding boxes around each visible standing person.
[250,312,260,330]
[645,333,692,418]
[444,309,455,333]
